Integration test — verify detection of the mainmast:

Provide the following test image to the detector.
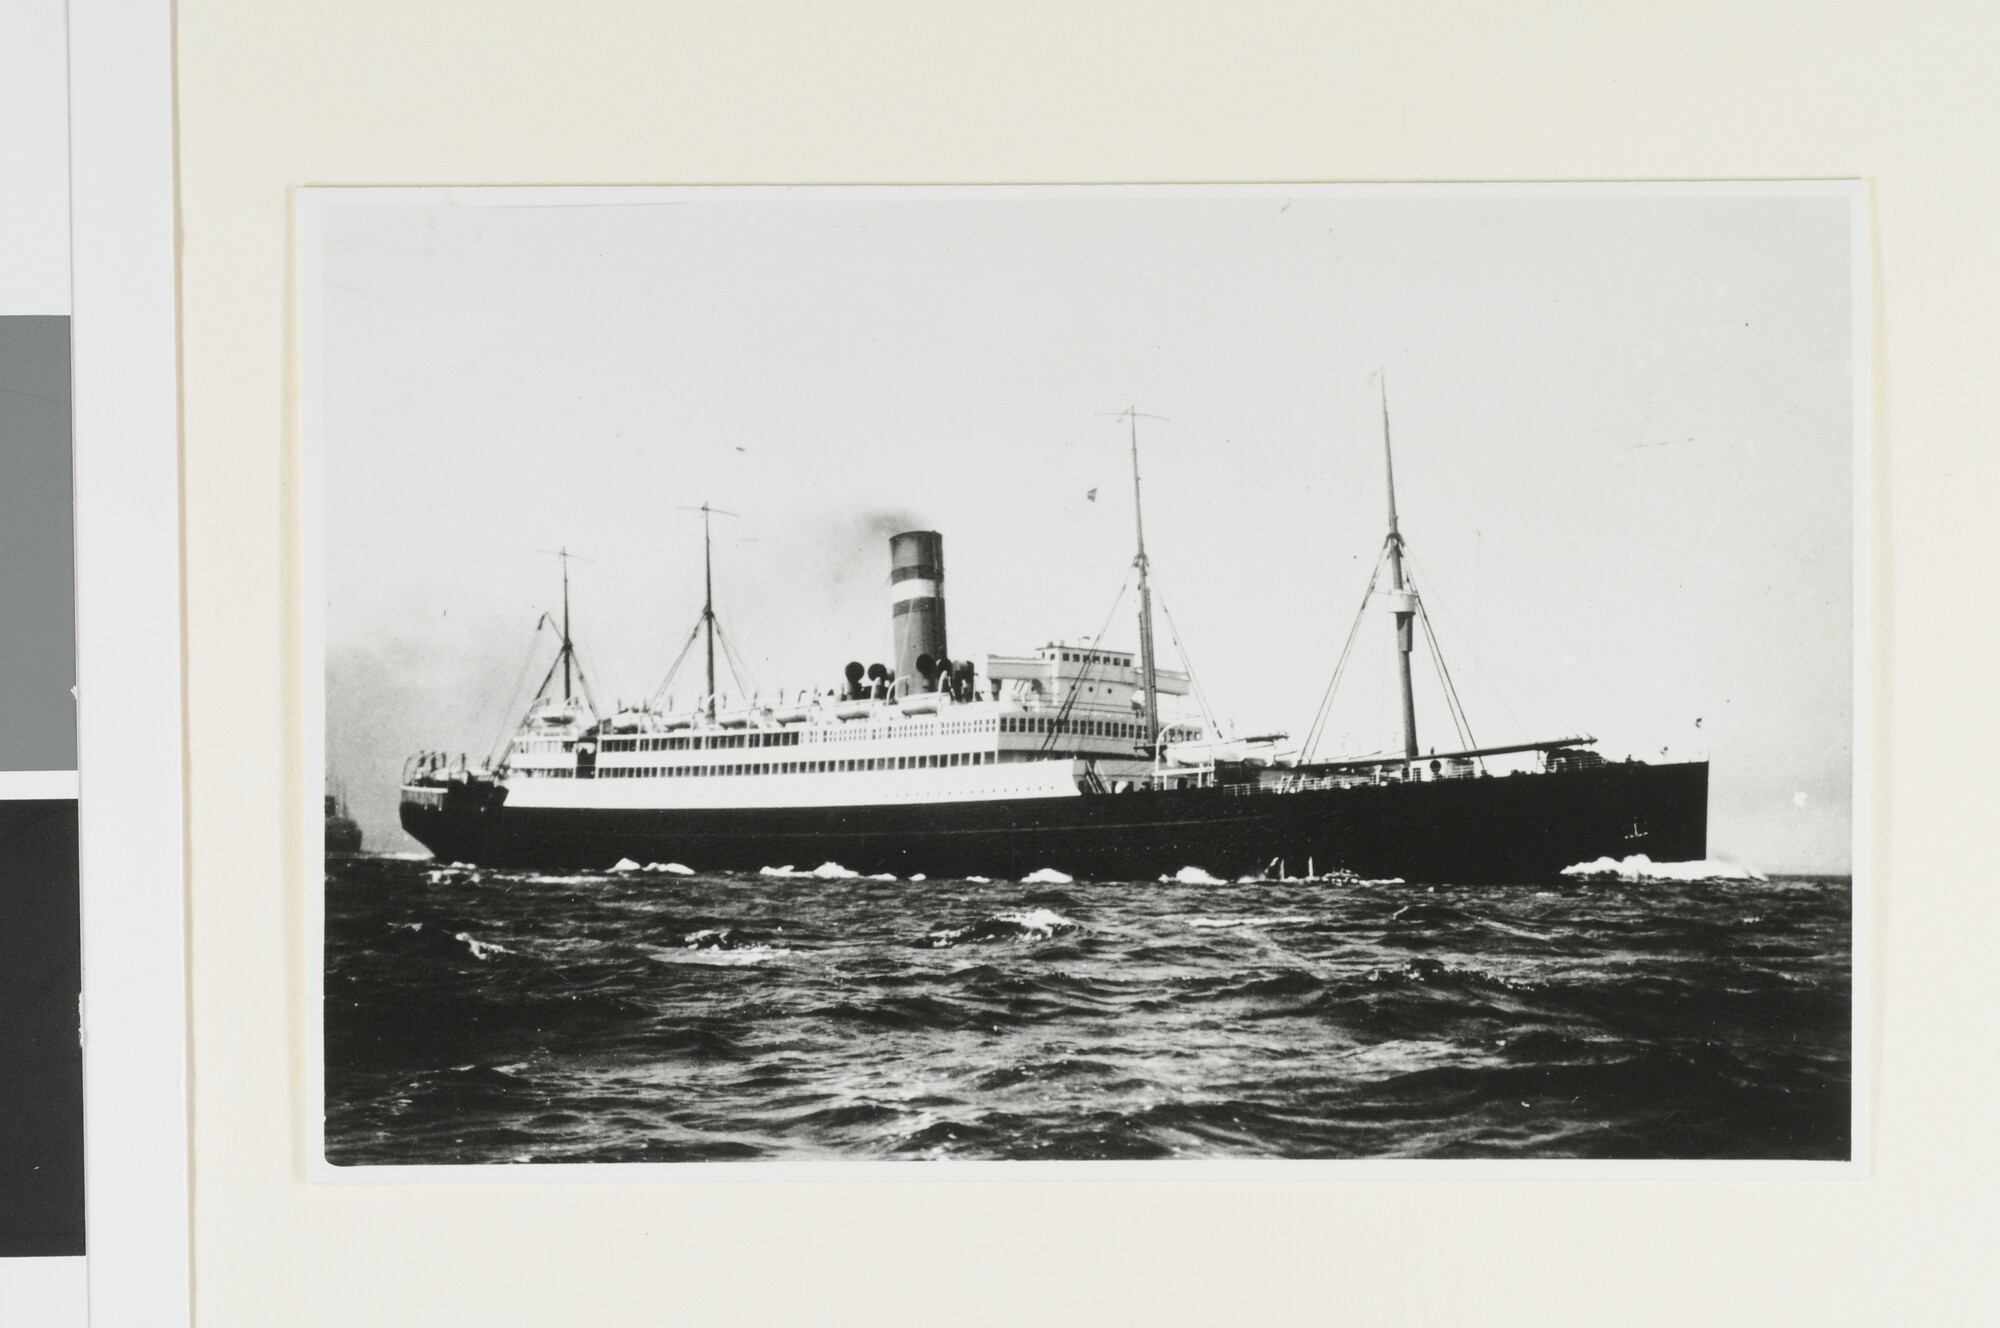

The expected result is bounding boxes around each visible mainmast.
[1377,373,1419,761]
[1117,408,1165,751]
[685,501,737,718]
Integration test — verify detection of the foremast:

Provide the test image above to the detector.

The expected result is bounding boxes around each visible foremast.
[546,545,586,704]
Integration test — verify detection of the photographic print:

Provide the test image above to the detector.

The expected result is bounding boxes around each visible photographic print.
[304,184,1861,1171]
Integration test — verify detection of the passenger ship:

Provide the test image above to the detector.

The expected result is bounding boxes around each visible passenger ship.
[398,412,1708,883]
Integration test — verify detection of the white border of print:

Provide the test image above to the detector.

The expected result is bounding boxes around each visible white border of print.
[69,0,192,1321]
[300,180,1869,1184]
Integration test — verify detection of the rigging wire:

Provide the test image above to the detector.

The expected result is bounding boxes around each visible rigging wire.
[484,615,558,768]
[565,639,605,720]
[1155,590,1222,738]
[1419,591,1477,749]
[1301,547,1387,762]
[1037,570,1133,756]
[1401,548,1546,741]
[647,615,709,711]
[1412,581,1476,751]
[710,614,762,703]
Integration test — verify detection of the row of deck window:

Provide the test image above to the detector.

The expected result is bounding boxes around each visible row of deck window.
[592,751,998,778]
[602,720,1008,753]
[1004,716,1193,741]
[606,730,803,753]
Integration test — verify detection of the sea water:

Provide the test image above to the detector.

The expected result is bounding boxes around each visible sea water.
[323,857,1849,1164]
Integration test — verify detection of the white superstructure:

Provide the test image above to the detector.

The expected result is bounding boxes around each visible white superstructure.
[494,644,1207,811]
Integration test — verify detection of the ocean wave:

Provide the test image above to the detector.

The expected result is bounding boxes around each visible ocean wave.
[760,862,862,880]
[325,855,1851,1165]
[1390,902,1476,926]
[1561,854,1767,884]
[1163,866,1227,886]
[646,944,791,966]
[1022,868,1074,885]
[453,931,512,961]
[924,907,1082,948]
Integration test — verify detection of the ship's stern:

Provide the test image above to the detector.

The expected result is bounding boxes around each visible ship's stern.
[398,766,507,863]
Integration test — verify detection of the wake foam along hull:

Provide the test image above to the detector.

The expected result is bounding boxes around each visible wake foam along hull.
[401,759,1707,884]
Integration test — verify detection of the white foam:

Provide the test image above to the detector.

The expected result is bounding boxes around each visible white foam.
[996,908,1079,938]
[759,864,803,877]
[866,873,898,882]
[609,858,641,872]
[645,861,695,875]
[1560,854,1768,884]
[1022,867,1074,885]
[453,931,511,960]
[966,875,992,884]
[1166,866,1226,886]
[646,944,791,966]
[909,873,927,882]
[811,861,860,879]
[1188,915,1314,929]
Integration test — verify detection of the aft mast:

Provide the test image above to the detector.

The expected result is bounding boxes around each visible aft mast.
[1116,407,1166,753]
[1377,373,1420,762]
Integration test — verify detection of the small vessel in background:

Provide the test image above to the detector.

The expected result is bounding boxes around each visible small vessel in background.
[325,787,363,856]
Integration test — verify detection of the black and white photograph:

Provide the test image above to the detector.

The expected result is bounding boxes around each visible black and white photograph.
[305,184,1861,1171]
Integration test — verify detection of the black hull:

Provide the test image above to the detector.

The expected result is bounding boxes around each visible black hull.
[401,760,1707,884]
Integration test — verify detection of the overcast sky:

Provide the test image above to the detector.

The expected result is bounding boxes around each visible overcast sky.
[312,186,1856,870]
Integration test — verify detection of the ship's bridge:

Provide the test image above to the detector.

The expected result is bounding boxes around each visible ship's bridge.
[985,643,1189,718]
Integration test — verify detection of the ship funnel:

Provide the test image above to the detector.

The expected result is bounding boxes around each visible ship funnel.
[890,530,947,690]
